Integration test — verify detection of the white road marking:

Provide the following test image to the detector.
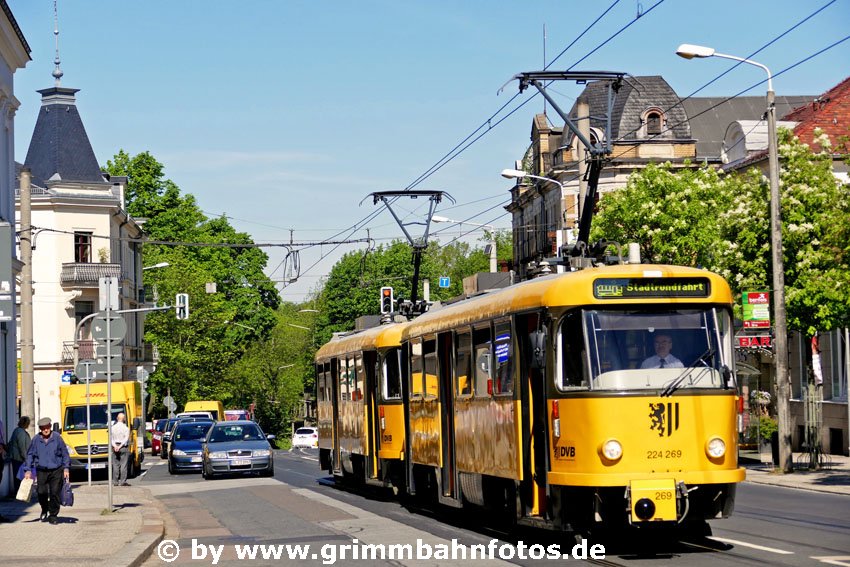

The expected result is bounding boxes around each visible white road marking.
[710,537,794,555]
[811,557,850,566]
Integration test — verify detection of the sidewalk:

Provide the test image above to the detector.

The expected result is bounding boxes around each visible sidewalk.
[0,482,164,567]
[741,451,850,495]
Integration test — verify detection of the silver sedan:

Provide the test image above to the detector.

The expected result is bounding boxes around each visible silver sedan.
[201,421,275,479]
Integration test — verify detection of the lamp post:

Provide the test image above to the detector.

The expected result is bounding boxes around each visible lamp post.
[432,215,498,273]
[501,169,568,272]
[142,262,170,271]
[676,44,791,472]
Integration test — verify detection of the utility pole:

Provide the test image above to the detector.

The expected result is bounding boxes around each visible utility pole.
[20,169,35,437]
[576,94,590,228]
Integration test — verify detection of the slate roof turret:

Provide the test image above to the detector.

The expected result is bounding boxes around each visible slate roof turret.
[23,86,106,188]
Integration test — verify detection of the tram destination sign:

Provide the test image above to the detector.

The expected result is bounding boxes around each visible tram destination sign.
[593,277,711,299]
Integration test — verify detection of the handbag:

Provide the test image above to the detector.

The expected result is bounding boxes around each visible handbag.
[60,479,74,507]
[16,477,34,502]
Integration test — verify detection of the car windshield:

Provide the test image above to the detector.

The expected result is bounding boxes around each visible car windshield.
[174,422,213,441]
[155,420,168,432]
[64,404,127,430]
[295,428,315,435]
[208,423,265,443]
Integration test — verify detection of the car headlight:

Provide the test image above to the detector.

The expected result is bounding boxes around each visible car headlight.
[601,439,623,461]
[706,437,726,459]
[208,451,227,459]
[171,449,186,456]
[253,449,271,457]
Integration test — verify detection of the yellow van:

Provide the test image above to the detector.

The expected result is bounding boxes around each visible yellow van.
[183,400,225,421]
[60,381,144,475]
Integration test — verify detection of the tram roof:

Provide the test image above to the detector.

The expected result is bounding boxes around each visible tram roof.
[403,264,731,340]
[315,321,406,361]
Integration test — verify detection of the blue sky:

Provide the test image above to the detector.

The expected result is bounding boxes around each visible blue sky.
[8,0,849,303]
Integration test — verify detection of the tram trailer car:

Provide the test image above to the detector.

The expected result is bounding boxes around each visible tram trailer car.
[318,264,744,535]
[316,322,407,487]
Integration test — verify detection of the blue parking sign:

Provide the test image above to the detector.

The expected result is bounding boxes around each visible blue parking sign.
[439,277,450,288]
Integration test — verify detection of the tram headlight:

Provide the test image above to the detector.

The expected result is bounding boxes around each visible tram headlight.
[601,439,623,461]
[706,437,726,459]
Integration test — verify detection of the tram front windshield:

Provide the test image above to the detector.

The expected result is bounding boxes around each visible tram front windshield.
[558,308,734,392]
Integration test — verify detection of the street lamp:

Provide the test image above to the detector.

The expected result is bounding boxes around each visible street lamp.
[500,169,566,191]
[287,323,311,331]
[676,43,790,472]
[142,261,170,271]
[225,320,257,333]
[432,215,498,273]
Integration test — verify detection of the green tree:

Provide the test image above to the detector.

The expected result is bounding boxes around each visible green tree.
[591,128,850,337]
[713,129,850,335]
[104,151,280,415]
[591,161,734,266]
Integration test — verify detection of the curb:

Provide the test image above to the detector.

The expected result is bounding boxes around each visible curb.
[108,487,165,567]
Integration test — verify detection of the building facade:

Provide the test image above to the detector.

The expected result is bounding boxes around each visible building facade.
[0,0,29,497]
[15,85,153,426]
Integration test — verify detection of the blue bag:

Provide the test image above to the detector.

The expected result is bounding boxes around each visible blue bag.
[60,479,74,507]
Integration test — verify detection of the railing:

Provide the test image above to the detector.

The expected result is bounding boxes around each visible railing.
[60,263,122,286]
[62,340,158,365]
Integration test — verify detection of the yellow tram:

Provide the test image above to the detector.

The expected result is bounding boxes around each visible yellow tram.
[316,321,408,487]
[317,264,744,534]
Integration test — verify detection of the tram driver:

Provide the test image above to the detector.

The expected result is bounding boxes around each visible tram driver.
[640,332,684,369]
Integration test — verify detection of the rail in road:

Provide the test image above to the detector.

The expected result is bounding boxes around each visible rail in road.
[134,449,850,566]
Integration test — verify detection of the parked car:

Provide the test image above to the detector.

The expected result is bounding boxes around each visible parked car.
[202,421,274,479]
[159,418,183,460]
[168,420,214,474]
[291,427,318,448]
[161,416,210,459]
[151,419,168,456]
[176,411,214,420]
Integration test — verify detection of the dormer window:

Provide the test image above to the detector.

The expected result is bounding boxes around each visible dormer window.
[646,112,662,135]
[641,108,666,138]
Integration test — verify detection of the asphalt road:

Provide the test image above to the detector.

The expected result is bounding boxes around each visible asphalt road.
[131,449,850,566]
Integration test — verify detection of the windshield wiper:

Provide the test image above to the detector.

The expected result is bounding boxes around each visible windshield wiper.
[661,347,715,397]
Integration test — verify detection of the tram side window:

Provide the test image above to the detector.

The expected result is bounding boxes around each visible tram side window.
[383,349,402,400]
[410,340,424,397]
[424,339,438,399]
[455,332,472,397]
[559,311,588,389]
[493,320,513,395]
[353,353,364,402]
[473,326,492,397]
[338,358,350,401]
[324,363,332,402]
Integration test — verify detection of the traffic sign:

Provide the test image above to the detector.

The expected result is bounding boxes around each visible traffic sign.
[91,310,127,342]
[163,395,176,411]
[439,276,450,288]
[61,370,73,384]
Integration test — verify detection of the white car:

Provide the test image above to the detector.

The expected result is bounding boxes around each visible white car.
[291,427,318,448]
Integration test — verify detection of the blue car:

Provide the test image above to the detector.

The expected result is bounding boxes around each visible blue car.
[168,420,214,474]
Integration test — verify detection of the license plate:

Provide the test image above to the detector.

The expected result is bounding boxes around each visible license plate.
[191,457,202,463]
[232,459,251,466]
[87,463,107,470]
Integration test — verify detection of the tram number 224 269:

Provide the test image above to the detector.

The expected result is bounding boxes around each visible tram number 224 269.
[646,449,683,459]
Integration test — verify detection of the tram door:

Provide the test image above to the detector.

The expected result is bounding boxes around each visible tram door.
[331,357,342,474]
[365,350,380,481]
[438,331,458,500]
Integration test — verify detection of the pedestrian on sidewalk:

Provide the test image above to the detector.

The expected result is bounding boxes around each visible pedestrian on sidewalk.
[111,412,130,486]
[10,416,32,494]
[0,415,7,522]
[24,417,70,525]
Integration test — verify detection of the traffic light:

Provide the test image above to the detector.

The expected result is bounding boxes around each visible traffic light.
[175,293,189,320]
[380,286,394,314]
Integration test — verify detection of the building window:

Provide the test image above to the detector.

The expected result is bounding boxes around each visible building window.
[74,232,93,263]
[644,110,663,136]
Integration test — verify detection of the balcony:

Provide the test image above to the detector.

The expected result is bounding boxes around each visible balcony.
[61,340,159,365]
[60,263,122,287]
